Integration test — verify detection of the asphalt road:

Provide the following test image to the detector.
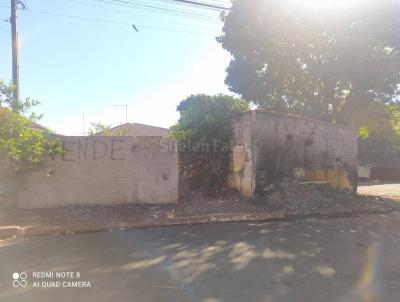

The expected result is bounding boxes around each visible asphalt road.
[1,214,400,302]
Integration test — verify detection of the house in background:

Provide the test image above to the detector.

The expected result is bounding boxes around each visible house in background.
[102,123,170,137]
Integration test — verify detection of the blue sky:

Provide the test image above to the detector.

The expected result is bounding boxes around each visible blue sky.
[0,0,231,135]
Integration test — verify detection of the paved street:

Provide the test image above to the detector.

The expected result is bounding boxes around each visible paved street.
[358,182,400,200]
[1,214,400,302]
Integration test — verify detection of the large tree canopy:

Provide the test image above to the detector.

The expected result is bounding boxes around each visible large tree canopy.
[218,0,400,128]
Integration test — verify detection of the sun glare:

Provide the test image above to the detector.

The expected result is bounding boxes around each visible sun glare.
[294,0,366,10]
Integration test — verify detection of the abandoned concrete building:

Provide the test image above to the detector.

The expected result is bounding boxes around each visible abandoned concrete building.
[228,110,358,197]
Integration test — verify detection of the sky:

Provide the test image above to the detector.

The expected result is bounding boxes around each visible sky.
[0,0,232,135]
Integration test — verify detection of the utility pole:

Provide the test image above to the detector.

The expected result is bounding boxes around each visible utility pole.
[115,104,128,124]
[11,0,20,102]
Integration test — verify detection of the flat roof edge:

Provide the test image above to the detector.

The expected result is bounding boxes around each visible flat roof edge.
[234,110,354,132]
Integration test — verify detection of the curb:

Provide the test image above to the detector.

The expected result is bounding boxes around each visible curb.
[1,208,398,240]
[134,208,398,228]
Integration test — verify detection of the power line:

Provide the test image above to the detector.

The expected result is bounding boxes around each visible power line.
[82,0,222,24]
[21,8,220,36]
[168,0,230,10]
[142,0,231,11]
[64,0,220,31]
[98,0,222,16]
[101,0,220,19]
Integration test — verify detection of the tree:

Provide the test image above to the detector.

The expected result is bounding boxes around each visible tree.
[0,80,63,168]
[218,0,400,129]
[358,104,400,164]
[88,122,129,136]
[170,94,249,145]
[88,122,112,136]
[0,80,41,120]
[170,94,249,189]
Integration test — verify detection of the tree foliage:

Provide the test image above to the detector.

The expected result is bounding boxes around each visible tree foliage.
[358,104,400,164]
[218,0,400,128]
[0,80,63,167]
[171,94,249,189]
[88,122,112,136]
[0,80,42,120]
[170,94,249,144]
[88,122,129,136]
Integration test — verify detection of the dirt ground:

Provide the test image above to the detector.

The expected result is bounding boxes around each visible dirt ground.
[1,183,400,239]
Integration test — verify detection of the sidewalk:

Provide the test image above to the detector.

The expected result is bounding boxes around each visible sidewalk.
[1,188,399,239]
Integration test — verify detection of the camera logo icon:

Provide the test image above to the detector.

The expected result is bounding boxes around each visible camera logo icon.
[12,272,28,288]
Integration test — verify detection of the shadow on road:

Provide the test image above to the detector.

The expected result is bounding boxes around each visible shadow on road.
[1,213,399,302]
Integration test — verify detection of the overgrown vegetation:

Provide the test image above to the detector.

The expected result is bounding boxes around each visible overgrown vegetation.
[170,94,249,189]
[356,104,400,164]
[0,80,63,168]
[218,0,400,164]
[170,94,249,145]
[88,122,128,136]
[88,122,112,136]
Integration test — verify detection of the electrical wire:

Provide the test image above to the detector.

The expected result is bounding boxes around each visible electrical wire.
[21,8,220,36]
[163,0,230,10]
[83,0,222,23]
[100,0,220,19]
[64,0,220,31]
[113,0,231,11]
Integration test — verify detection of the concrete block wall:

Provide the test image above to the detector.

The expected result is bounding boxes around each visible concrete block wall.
[229,111,358,196]
[1,136,178,208]
[0,160,17,208]
[228,112,256,197]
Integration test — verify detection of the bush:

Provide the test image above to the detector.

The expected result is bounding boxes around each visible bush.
[0,108,63,168]
[0,80,63,169]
